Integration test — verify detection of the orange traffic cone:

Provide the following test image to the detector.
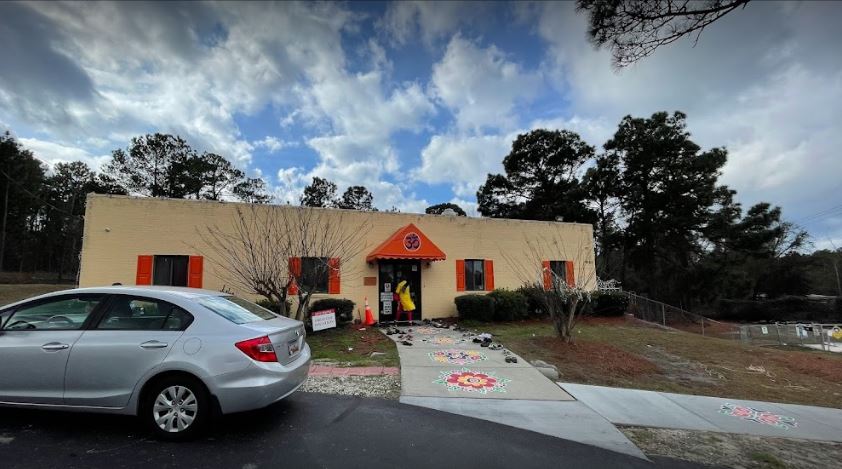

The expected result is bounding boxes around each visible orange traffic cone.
[363,297,376,326]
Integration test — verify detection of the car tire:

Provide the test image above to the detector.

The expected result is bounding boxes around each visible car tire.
[140,375,210,441]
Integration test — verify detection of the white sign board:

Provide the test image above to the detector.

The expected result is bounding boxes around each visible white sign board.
[761,326,769,335]
[311,309,337,332]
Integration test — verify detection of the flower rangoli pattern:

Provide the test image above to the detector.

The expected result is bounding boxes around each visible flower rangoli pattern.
[429,349,487,365]
[434,368,510,394]
[719,403,797,430]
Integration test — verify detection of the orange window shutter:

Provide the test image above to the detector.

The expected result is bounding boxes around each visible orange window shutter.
[288,257,301,295]
[328,258,341,294]
[484,259,494,291]
[136,255,153,285]
[188,256,203,288]
[455,259,466,292]
[542,260,552,291]
[566,261,575,288]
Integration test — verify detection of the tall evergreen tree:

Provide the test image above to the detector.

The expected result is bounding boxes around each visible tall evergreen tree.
[337,185,375,211]
[598,111,730,304]
[0,132,46,271]
[300,177,338,208]
[477,129,596,223]
[103,133,199,198]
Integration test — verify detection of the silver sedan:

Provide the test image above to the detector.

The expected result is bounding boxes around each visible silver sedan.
[0,286,310,440]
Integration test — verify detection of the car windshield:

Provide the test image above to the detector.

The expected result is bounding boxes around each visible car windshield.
[198,295,277,324]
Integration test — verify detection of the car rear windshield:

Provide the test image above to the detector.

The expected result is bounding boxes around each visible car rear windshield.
[198,296,278,324]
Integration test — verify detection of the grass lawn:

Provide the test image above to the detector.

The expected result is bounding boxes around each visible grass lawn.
[306,324,399,367]
[466,317,842,409]
[0,283,72,305]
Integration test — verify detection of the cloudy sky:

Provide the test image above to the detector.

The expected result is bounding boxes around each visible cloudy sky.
[2,1,841,248]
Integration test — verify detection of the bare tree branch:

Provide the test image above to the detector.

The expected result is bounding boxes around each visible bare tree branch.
[502,230,596,342]
[578,0,751,67]
[193,204,370,321]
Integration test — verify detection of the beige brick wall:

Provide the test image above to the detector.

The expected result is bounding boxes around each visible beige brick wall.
[80,195,596,320]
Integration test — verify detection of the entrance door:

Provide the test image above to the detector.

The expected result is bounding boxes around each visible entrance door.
[378,260,422,322]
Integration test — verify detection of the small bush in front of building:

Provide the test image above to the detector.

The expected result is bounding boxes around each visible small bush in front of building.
[256,298,292,316]
[517,286,548,317]
[590,291,629,317]
[309,298,356,324]
[488,289,529,321]
[455,294,495,322]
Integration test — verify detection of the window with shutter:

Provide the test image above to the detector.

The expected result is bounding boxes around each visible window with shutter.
[455,259,466,292]
[136,255,153,285]
[327,258,340,294]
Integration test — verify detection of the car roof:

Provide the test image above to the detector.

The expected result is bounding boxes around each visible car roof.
[1,285,229,309]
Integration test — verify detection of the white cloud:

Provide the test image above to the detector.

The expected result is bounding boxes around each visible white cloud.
[450,197,479,217]
[274,167,310,205]
[432,35,541,132]
[253,136,292,153]
[1,1,434,213]
[526,1,842,242]
[415,133,511,186]
[18,137,109,170]
[381,1,482,47]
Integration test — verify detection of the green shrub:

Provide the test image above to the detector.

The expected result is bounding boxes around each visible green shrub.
[309,298,356,324]
[488,289,528,321]
[256,298,292,315]
[591,291,629,317]
[455,294,495,322]
[517,286,548,317]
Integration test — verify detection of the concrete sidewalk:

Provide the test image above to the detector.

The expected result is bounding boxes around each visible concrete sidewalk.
[560,382,842,442]
[384,325,647,459]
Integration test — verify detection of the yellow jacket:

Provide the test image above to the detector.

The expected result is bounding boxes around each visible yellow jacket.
[396,280,416,311]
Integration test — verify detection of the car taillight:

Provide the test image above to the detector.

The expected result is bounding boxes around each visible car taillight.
[235,335,278,362]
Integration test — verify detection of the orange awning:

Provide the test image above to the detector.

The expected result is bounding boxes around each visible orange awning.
[366,223,446,263]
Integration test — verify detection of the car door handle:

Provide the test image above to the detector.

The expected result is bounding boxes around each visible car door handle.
[140,340,169,349]
[42,342,70,351]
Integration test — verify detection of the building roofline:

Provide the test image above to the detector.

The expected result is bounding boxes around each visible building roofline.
[86,193,595,228]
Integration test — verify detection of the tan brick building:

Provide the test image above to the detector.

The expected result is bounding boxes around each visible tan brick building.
[79,194,596,320]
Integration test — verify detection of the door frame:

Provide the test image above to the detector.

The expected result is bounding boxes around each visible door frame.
[377,260,422,322]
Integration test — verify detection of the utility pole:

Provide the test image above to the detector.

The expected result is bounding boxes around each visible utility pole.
[828,237,842,296]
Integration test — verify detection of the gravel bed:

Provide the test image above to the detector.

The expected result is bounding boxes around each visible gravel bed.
[622,426,842,469]
[300,375,401,400]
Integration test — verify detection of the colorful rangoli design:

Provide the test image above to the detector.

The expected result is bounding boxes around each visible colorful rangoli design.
[434,368,510,394]
[430,336,457,345]
[719,403,797,430]
[429,349,487,365]
[413,326,443,335]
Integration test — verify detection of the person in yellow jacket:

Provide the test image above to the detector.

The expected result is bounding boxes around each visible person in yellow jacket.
[395,275,416,322]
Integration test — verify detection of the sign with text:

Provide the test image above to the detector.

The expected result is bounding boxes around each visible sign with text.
[311,308,337,332]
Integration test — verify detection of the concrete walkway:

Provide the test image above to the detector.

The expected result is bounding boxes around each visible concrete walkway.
[560,382,842,443]
[383,325,647,459]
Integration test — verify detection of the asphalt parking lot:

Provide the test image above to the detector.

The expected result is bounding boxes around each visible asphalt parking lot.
[0,392,709,469]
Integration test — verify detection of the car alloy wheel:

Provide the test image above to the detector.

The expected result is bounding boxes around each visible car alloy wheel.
[142,375,209,440]
[153,385,198,433]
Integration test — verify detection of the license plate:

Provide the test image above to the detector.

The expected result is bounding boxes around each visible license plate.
[288,339,300,356]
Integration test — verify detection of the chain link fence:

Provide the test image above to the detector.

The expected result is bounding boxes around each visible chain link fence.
[624,291,842,350]
[625,292,742,340]
[739,323,842,351]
